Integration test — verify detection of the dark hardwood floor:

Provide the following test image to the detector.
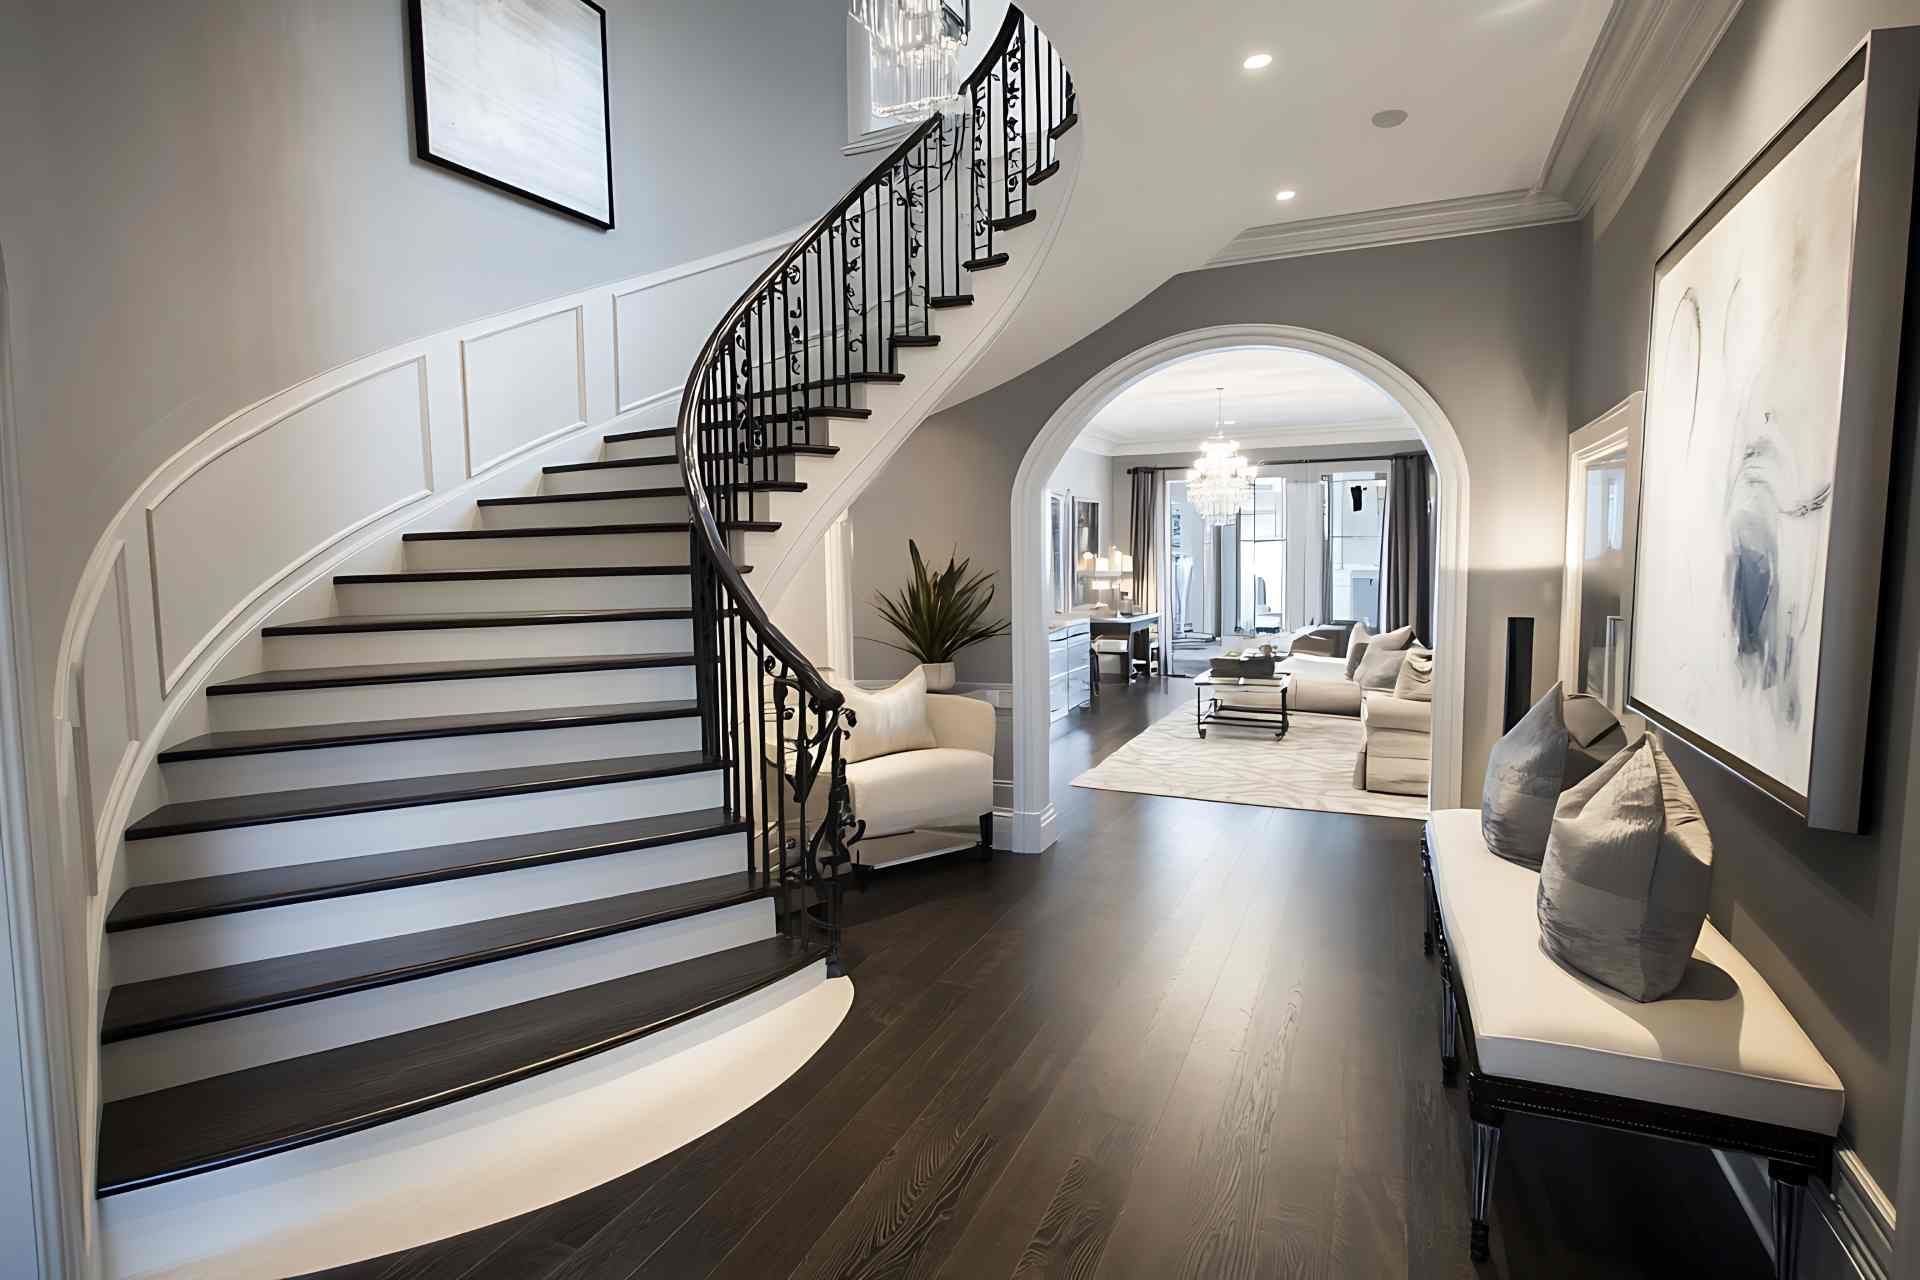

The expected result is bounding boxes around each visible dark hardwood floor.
[305,679,1771,1279]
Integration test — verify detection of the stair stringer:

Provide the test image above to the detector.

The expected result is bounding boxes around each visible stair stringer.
[738,129,1084,603]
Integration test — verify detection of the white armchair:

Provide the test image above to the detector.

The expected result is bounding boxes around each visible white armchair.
[844,692,996,869]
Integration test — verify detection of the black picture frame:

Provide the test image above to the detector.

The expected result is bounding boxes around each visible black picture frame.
[407,0,617,231]
[1625,28,1920,832]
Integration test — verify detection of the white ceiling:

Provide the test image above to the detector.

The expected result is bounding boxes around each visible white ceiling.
[943,0,1620,406]
[1078,348,1411,456]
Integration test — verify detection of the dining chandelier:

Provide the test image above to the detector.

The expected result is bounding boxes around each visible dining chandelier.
[1185,387,1256,526]
[850,0,970,122]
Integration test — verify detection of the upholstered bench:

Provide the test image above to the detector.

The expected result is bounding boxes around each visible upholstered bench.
[1421,808,1844,1276]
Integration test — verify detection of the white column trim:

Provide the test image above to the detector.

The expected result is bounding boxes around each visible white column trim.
[1008,325,1472,852]
[823,512,855,676]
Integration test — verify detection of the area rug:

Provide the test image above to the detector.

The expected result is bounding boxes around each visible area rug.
[1072,707,1429,820]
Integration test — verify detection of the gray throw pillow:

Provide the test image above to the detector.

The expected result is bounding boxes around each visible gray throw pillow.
[1536,734,1712,1001]
[1344,622,1374,680]
[1355,643,1408,691]
[1391,646,1434,702]
[1371,624,1415,653]
[1481,682,1567,869]
[1563,693,1629,787]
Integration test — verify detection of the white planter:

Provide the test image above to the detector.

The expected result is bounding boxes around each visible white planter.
[920,662,956,691]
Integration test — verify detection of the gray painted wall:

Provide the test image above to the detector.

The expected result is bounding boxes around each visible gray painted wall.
[1,0,862,798]
[1572,0,1920,1198]
[849,223,1578,802]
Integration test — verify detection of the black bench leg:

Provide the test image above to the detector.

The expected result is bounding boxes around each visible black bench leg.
[976,812,995,862]
[1770,1162,1808,1280]
[1470,1115,1503,1262]
[1421,835,1436,956]
[1439,963,1459,1085]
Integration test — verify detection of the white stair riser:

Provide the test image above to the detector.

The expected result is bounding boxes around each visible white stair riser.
[264,617,692,669]
[109,832,747,983]
[334,574,691,615]
[541,464,678,496]
[481,494,688,527]
[207,665,697,733]
[601,437,680,462]
[404,531,686,572]
[100,896,775,1101]
[160,716,704,803]
[130,769,725,884]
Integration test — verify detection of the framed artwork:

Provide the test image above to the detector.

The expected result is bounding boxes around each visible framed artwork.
[1628,31,1920,831]
[408,0,616,230]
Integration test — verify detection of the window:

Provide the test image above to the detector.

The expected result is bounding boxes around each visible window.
[1236,476,1286,634]
[1322,471,1386,630]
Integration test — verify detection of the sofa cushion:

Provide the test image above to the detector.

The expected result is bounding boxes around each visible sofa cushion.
[1428,808,1841,1134]
[1290,676,1363,716]
[1363,692,1432,736]
[1344,622,1375,680]
[845,746,992,838]
[1355,644,1408,691]
[828,668,936,763]
[1392,646,1434,702]
[1371,623,1415,653]
[1563,693,1630,786]
[1538,735,1713,1002]
[1480,683,1567,869]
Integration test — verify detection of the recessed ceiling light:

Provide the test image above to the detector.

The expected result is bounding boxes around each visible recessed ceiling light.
[1372,108,1409,129]
[1243,52,1273,70]
[1275,189,1297,202]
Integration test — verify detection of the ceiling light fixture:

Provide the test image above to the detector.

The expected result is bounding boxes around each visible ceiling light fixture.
[1242,52,1273,70]
[1371,108,1409,129]
[1275,189,1297,202]
[1186,388,1257,527]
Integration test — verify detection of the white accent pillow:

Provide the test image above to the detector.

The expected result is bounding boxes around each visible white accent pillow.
[828,668,938,763]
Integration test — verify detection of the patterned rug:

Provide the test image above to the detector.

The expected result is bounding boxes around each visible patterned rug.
[1072,707,1429,820]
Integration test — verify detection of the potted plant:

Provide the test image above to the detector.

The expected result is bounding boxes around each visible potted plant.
[868,540,1011,691]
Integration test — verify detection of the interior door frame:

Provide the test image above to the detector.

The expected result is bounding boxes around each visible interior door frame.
[1558,394,1644,706]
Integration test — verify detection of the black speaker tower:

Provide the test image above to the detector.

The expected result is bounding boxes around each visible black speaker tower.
[1503,618,1535,733]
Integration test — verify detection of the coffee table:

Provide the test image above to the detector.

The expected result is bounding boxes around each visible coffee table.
[1193,672,1291,739]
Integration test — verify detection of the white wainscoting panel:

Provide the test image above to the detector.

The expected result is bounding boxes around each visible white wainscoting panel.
[461,307,588,476]
[144,358,432,692]
[614,254,766,415]
[75,544,140,876]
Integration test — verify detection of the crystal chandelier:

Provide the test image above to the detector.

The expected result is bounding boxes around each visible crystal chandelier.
[1185,387,1256,526]
[850,0,969,122]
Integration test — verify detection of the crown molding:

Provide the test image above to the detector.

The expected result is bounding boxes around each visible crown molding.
[1539,0,1746,236]
[1078,418,1416,458]
[1204,189,1580,271]
[1204,0,1744,270]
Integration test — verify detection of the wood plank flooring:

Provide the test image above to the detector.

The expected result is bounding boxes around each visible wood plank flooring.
[305,680,1773,1279]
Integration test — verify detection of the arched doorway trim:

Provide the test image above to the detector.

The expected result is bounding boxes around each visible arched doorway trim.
[1006,324,1470,852]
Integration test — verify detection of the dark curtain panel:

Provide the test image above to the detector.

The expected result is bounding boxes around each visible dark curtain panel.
[1129,469,1159,612]
[1384,454,1434,644]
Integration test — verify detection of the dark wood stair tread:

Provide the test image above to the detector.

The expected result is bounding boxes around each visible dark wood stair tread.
[95,934,820,1195]
[1049,112,1079,139]
[1029,159,1061,184]
[206,652,698,697]
[402,524,687,540]
[963,253,1010,271]
[544,455,677,474]
[334,566,698,585]
[990,210,1037,231]
[261,608,691,637]
[101,871,768,1043]
[601,426,676,443]
[929,294,974,309]
[476,487,687,507]
[125,751,718,841]
[108,807,739,931]
[158,699,699,764]
[891,334,942,349]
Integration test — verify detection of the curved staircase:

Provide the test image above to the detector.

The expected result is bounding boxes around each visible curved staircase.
[90,10,1076,1277]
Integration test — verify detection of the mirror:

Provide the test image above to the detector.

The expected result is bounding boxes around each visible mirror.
[1561,395,1643,712]
[1072,498,1100,607]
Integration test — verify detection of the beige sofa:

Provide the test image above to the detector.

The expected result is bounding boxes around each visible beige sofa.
[1355,691,1431,795]
[1277,653,1366,716]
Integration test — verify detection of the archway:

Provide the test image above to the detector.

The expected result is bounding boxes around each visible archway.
[1005,324,1470,853]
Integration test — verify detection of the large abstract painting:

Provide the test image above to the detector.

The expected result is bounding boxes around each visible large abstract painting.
[1630,81,1866,803]
[409,0,615,229]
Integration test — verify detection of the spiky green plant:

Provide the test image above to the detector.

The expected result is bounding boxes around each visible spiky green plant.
[867,540,1012,664]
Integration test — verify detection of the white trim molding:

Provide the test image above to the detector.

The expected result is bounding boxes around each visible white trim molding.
[1077,416,1416,458]
[1540,0,1746,237]
[1207,189,1579,270]
[1557,393,1643,702]
[1719,1145,1894,1279]
[1008,324,1472,853]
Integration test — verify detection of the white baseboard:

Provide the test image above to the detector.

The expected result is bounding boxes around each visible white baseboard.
[1715,1145,1894,1280]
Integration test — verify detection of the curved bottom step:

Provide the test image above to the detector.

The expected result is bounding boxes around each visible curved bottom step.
[99,961,851,1280]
